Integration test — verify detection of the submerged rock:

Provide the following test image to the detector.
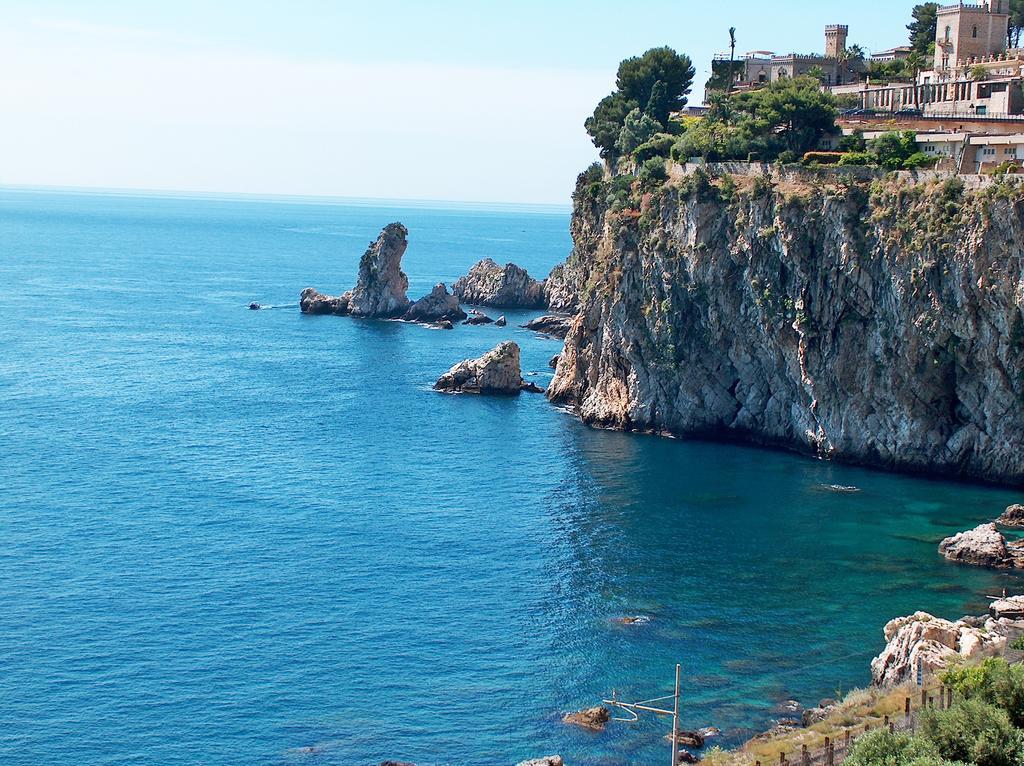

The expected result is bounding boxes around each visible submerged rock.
[562,706,610,731]
[939,523,1024,568]
[463,313,495,326]
[516,758,563,766]
[664,731,705,748]
[346,223,412,318]
[300,287,350,316]
[495,315,507,327]
[676,750,700,764]
[249,302,262,310]
[997,504,1024,528]
[434,341,542,395]
[870,610,1019,686]
[403,283,467,323]
[523,315,573,339]
[452,258,546,308]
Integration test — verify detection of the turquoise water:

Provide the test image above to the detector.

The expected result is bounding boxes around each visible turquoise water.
[2,188,1023,766]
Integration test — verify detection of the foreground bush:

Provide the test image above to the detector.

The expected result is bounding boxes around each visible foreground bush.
[944,658,1024,728]
[919,699,1024,766]
[844,729,945,766]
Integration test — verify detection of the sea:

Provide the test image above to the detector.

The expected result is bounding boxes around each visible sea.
[1,187,1022,766]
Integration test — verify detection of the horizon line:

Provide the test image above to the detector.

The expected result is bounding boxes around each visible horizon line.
[0,182,575,214]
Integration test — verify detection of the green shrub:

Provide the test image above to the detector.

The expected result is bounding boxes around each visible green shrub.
[634,133,675,163]
[919,698,1024,766]
[1011,635,1024,651]
[802,151,844,165]
[903,152,938,170]
[844,729,942,766]
[943,658,1024,728]
[638,157,668,187]
[839,152,874,166]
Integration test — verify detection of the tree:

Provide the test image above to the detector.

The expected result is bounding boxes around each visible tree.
[1010,0,1024,48]
[585,47,695,157]
[871,131,922,169]
[906,50,927,109]
[616,108,663,155]
[908,3,939,56]
[730,76,839,157]
[727,27,737,98]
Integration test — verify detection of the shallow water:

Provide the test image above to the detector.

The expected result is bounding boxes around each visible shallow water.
[1,189,1022,766]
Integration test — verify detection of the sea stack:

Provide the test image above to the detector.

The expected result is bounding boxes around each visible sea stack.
[453,258,547,308]
[403,283,467,323]
[346,222,412,318]
[434,341,543,394]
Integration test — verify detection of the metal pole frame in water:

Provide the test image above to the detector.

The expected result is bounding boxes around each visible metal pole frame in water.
[602,663,682,766]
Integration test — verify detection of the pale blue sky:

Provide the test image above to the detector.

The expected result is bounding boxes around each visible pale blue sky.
[0,1,913,203]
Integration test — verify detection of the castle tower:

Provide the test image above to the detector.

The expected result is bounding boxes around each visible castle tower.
[825,25,849,59]
[935,0,1010,71]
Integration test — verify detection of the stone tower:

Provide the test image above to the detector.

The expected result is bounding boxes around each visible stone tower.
[825,25,849,59]
[934,0,1010,71]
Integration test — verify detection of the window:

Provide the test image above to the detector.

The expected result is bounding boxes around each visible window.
[982,147,997,156]
[924,145,936,152]
[1006,147,1019,156]
[973,26,978,39]
[945,26,952,42]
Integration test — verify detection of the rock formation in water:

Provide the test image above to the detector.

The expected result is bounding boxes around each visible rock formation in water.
[870,609,1023,686]
[523,315,573,339]
[300,223,412,319]
[463,312,495,326]
[403,283,467,323]
[547,168,1024,485]
[300,288,350,316]
[939,523,1024,568]
[562,706,610,731]
[998,504,1024,528]
[452,258,546,308]
[516,758,564,766]
[346,223,412,318]
[434,341,542,394]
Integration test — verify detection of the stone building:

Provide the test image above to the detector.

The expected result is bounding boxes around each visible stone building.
[935,0,1011,72]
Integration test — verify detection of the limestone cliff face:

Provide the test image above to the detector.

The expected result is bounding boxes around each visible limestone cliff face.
[548,169,1024,485]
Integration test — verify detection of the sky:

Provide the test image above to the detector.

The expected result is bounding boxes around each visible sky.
[0,1,914,204]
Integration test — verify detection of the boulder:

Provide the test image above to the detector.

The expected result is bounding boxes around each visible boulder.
[515,758,563,766]
[870,611,1012,686]
[249,302,261,310]
[434,320,454,330]
[435,342,541,395]
[549,355,561,369]
[403,283,467,323]
[452,258,546,308]
[346,223,412,318]
[562,706,610,731]
[495,315,507,327]
[464,313,495,326]
[997,504,1024,528]
[676,750,700,764]
[523,315,573,339]
[991,595,1024,620]
[664,731,705,748]
[938,523,1024,568]
[300,287,350,316]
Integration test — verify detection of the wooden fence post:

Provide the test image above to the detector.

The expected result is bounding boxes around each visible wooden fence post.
[845,729,851,750]
[905,697,911,719]
[827,742,835,766]
[939,686,946,710]
[802,744,809,766]
[947,686,953,708]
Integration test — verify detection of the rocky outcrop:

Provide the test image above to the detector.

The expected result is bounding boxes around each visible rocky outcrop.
[346,223,412,318]
[516,758,563,766]
[870,610,1022,686]
[453,258,546,308]
[403,283,466,323]
[464,313,495,326]
[300,288,350,316]
[523,315,573,339]
[998,504,1024,528]
[434,342,543,394]
[991,595,1024,620]
[548,170,1024,485]
[562,706,610,731]
[939,523,1024,568]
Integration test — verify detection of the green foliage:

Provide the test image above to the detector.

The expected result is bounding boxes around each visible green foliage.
[872,131,922,170]
[845,729,942,766]
[802,151,844,166]
[638,157,668,188]
[1012,636,1024,651]
[585,48,695,157]
[718,174,738,202]
[919,699,1024,766]
[908,3,940,56]
[573,162,605,202]
[616,108,663,155]
[839,130,868,153]
[942,658,1024,728]
[633,133,676,163]
[672,76,838,163]
[705,59,745,94]
[868,59,912,83]
[839,152,874,166]
[1011,0,1024,49]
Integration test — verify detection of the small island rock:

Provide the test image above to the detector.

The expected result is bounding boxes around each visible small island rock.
[523,315,573,339]
[562,706,610,731]
[346,223,412,318]
[495,315,507,327]
[515,758,564,766]
[300,287,350,316]
[403,283,467,323]
[453,258,546,308]
[938,523,1024,569]
[435,341,541,395]
[463,313,495,326]
[997,504,1024,528]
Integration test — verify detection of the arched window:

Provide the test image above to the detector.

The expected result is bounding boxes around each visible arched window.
[973,26,978,39]
[945,26,952,42]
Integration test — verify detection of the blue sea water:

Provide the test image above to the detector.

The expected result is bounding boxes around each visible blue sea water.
[2,188,1023,766]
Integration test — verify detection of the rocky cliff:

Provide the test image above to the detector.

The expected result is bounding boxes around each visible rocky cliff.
[547,168,1024,484]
